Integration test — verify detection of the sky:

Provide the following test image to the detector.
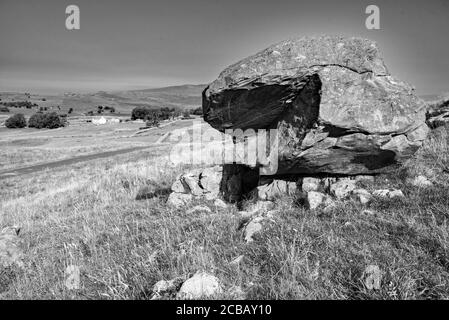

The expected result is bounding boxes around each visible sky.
[0,0,448,95]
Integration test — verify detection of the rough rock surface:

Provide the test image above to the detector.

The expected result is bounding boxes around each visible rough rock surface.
[305,191,327,210]
[176,271,222,299]
[373,189,404,199]
[408,175,433,188]
[151,276,185,299]
[0,226,23,269]
[257,179,297,201]
[203,36,428,176]
[0,226,24,293]
[168,165,259,205]
[330,179,356,199]
[244,217,265,242]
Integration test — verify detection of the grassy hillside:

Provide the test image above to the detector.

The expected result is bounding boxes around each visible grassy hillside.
[1,124,449,299]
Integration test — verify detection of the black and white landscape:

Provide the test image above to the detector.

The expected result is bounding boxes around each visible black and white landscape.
[0,0,448,301]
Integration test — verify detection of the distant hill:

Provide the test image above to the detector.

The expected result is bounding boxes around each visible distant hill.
[106,84,206,110]
[0,84,206,116]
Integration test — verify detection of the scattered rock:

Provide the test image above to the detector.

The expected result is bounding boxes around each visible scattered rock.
[183,174,204,196]
[408,175,433,188]
[322,197,337,212]
[167,193,193,208]
[200,167,222,198]
[388,189,405,199]
[0,226,24,269]
[373,189,390,198]
[257,179,297,201]
[305,191,327,210]
[186,206,212,215]
[373,189,405,199]
[322,177,338,192]
[213,198,228,209]
[0,226,24,293]
[244,217,265,243]
[151,276,185,299]
[330,179,356,199]
[176,271,222,299]
[355,175,375,183]
[353,188,372,205]
[171,178,189,193]
[64,265,80,290]
[364,265,382,290]
[301,177,321,192]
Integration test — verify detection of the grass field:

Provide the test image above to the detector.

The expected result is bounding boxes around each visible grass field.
[1,119,448,299]
[0,118,198,171]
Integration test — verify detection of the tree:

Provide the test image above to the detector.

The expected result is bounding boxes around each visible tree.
[44,112,66,129]
[191,107,203,116]
[182,110,192,119]
[131,106,151,120]
[28,113,47,129]
[5,114,26,128]
[28,112,66,129]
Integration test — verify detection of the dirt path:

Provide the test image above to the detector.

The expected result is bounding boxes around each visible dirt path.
[0,145,155,180]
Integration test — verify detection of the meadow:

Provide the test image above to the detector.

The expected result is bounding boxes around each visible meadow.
[0,118,448,299]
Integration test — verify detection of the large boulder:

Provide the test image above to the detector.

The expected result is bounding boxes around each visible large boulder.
[203,36,428,176]
[167,165,259,205]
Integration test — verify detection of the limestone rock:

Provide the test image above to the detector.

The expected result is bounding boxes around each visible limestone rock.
[186,206,212,215]
[200,167,222,196]
[151,276,185,299]
[213,198,228,209]
[388,189,405,199]
[257,179,297,201]
[167,193,193,208]
[168,166,231,206]
[353,188,372,205]
[64,265,81,290]
[373,189,404,199]
[203,36,428,176]
[305,191,326,210]
[0,226,23,269]
[171,178,188,193]
[244,217,264,243]
[355,175,375,183]
[330,179,356,199]
[176,271,222,299]
[301,177,321,192]
[408,175,433,188]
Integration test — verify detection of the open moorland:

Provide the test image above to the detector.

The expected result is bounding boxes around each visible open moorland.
[0,105,449,299]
